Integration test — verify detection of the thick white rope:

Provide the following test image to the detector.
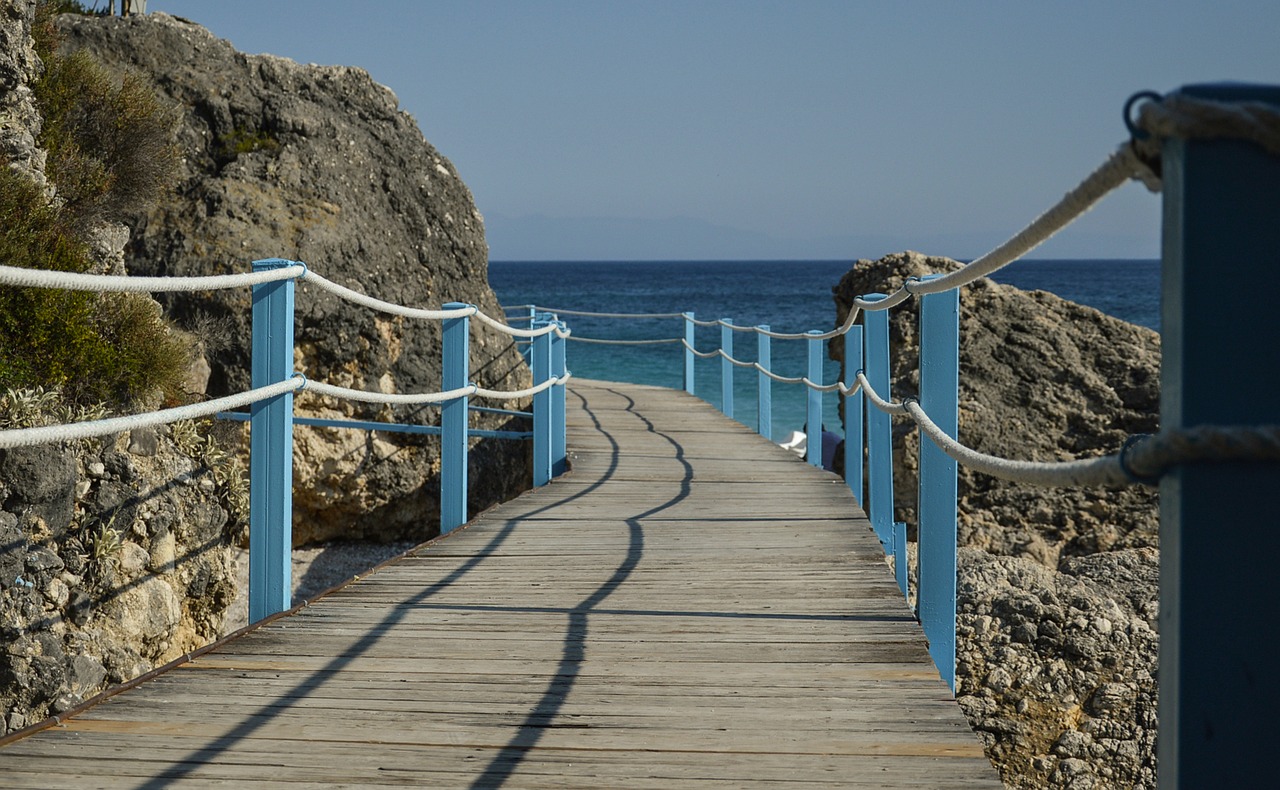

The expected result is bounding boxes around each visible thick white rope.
[566,336,683,346]
[471,308,562,339]
[0,378,303,448]
[1137,93,1280,157]
[853,145,1146,311]
[856,371,1280,486]
[473,373,571,401]
[0,263,305,292]
[303,380,475,405]
[680,339,722,359]
[303,271,474,320]
[529,306,689,319]
[303,374,570,406]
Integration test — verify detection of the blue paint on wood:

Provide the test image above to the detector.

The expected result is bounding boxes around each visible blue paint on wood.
[863,297,893,550]
[805,331,823,467]
[894,520,908,598]
[552,322,568,476]
[843,325,864,506]
[440,303,471,532]
[683,312,695,395]
[248,258,296,623]
[757,327,772,440]
[721,319,734,419]
[531,315,552,487]
[918,282,959,694]
[1158,82,1280,789]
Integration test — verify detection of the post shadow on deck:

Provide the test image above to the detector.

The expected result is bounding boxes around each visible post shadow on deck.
[1158,82,1280,789]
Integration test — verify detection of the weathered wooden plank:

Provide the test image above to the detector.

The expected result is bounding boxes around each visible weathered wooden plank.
[0,379,999,788]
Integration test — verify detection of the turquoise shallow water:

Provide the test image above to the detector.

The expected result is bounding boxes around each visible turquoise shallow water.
[488,259,1160,442]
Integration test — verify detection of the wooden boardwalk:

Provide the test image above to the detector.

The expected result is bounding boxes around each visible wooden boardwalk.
[0,379,1002,788]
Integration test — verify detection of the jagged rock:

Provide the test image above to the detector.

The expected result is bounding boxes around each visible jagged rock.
[956,548,1159,790]
[831,252,1163,788]
[59,13,533,546]
[0,0,45,188]
[832,251,1160,565]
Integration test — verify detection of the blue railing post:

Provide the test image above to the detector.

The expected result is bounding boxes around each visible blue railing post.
[757,326,771,440]
[843,325,864,506]
[440,302,471,533]
[720,319,733,419]
[551,320,567,477]
[917,280,959,694]
[1158,83,1280,789]
[805,331,823,467]
[862,298,894,551]
[248,258,296,622]
[682,312,695,395]
[531,314,552,487]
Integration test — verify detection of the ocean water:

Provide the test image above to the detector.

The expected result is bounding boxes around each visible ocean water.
[488,259,1160,442]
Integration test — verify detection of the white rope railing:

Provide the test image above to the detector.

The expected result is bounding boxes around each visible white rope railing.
[855,370,1280,487]
[303,271,474,321]
[0,378,304,449]
[852,145,1149,312]
[0,262,305,292]
[302,374,570,406]
[528,306,689,319]
[566,336,682,345]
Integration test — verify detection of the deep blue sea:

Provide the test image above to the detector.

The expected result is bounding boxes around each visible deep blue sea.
[488,259,1160,442]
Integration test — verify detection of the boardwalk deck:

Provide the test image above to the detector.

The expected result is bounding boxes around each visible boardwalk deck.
[0,379,1003,788]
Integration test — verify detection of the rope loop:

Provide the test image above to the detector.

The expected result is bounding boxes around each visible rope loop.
[1124,90,1164,141]
[1118,433,1160,486]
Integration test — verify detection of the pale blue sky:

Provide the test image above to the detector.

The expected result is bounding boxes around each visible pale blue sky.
[144,1,1278,260]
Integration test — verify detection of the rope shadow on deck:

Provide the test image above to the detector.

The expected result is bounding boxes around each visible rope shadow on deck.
[470,386,693,787]
[131,388,638,789]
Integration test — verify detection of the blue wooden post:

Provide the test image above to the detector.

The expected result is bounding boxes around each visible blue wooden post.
[757,326,771,440]
[531,315,552,487]
[863,297,893,550]
[1158,83,1280,789]
[893,520,908,597]
[720,319,733,419]
[440,302,471,533]
[683,312,695,395]
[249,258,296,622]
[805,331,823,467]
[551,320,567,477]
[843,325,864,505]
[917,281,959,693]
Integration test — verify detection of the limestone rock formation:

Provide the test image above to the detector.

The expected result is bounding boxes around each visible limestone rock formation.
[832,251,1163,788]
[58,13,532,545]
[0,0,43,188]
[832,251,1160,565]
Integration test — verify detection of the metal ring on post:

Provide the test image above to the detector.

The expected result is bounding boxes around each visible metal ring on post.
[1124,90,1164,140]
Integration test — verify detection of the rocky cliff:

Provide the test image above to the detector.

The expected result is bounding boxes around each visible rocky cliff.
[2,0,241,734]
[832,252,1162,789]
[58,12,532,545]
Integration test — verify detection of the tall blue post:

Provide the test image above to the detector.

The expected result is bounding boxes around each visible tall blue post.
[720,319,734,419]
[682,312,695,395]
[531,315,552,487]
[440,302,471,533]
[843,325,864,506]
[917,282,959,693]
[757,327,772,440]
[863,297,893,550]
[551,321,567,476]
[249,258,296,622]
[805,331,823,467]
[1158,83,1280,789]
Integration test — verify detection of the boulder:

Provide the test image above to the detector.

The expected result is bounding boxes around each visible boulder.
[832,251,1160,565]
[58,13,533,545]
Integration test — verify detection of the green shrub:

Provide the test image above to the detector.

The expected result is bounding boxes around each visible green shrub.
[35,54,179,230]
[0,166,191,407]
[217,127,280,163]
[0,3,190,408]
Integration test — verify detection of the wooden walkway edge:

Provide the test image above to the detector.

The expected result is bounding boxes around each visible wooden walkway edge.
[0,379,1003,788]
